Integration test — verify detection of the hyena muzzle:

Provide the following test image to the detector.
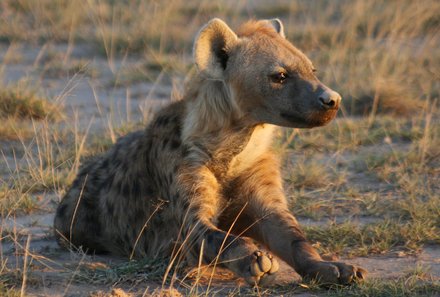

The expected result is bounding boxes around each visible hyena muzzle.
[54,18,366,286]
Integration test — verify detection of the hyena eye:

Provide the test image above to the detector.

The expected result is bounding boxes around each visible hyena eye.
[312,68,317,73]
[270,72,287,84]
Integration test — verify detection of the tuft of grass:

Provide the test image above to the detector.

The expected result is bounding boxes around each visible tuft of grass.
[0,79,62,140]
[0,118,34,140]
[74,258,168,285]
[266,266,440,297]
[280,116,430,153]
[0,186,37,216]
[328,270,440,297]
[0,81,60,120]
[0,282,20,297]
[287,158,331,189]
[40,58,99,79]
[286,156,347,191]
[304,219,440,257]
[34,48,100,79]
[0,264,21,297]
[111,53,190,87]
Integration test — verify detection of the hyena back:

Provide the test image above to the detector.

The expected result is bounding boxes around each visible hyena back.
[54,18,366,286]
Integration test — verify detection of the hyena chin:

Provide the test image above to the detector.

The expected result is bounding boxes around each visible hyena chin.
[54,18,366,286]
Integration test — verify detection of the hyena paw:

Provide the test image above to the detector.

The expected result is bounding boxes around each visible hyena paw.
[303,261,367,285]
[244,251,279,286]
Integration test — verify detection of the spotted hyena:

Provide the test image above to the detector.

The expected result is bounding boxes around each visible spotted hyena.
[54,18,366,286]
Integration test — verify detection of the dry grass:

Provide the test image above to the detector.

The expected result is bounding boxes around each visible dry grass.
[0,79,62,141]
[0,81,59,120]
[328,265,440,297]
[1,0,438,114]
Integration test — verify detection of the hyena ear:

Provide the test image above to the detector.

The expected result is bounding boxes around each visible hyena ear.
[194,18,238,79]
[263,18,286,38]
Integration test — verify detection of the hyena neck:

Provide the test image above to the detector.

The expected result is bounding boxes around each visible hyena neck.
[181,74,275,177]
[182,75,245,140]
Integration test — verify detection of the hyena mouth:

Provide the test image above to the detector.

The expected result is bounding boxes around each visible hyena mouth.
[281,109,338,127]
[307,109,338,126]
[280,112,304,123]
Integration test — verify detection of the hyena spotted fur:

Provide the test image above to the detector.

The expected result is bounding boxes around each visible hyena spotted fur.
[54,19,366,285]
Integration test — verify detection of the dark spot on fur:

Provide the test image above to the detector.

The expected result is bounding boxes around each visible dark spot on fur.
[206,233,216,246]
[116,238,124,246]
[170,114,179,123]
[162,137,170,149]
[122,183,130,196]
[90,175,101,186]
[106,203,114,215]
[155,175,163,190]
[132,179,141,196]
[85,213,102,237]
[119,160,129,172]
[56,203,67,218]
[167,173,174,184]
[182,145,190,157]
[71,178,81,189]
[170,138,181,149]
[132,210,141,224]
[113,143,120,155]
[151,147,158,159]
[82,195,96,209]
[156,115,170,126]
[101,159,109,169]
[144,139,152,152]
[145,185,154,196]
[124,233,132,245]
[135,208,145,219]
[112,159,121,168]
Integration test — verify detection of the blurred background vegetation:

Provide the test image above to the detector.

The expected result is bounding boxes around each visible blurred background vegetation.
[0,0,438,116]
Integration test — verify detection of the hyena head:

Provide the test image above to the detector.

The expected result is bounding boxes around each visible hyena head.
[194,18,341,128]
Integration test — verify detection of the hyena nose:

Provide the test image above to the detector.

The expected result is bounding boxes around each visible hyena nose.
[319,90,341,110]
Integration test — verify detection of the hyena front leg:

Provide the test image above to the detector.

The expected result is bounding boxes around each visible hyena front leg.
[178,166,279,285]
[226,155,366,285]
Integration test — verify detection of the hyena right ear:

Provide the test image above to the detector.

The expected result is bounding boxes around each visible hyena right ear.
[194,18,238,79]
[263,18,286,38]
